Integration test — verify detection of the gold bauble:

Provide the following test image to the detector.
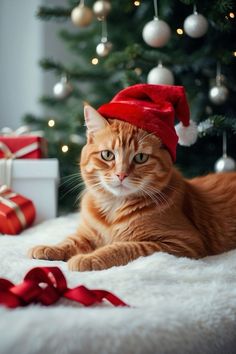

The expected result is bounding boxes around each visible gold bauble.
[71,4,93,27]
[93,0,111,20]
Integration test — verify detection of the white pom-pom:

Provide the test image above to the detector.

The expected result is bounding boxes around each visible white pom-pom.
[175,120,198,146]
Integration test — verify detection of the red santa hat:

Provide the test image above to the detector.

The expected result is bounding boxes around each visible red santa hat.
[98,84,198,161]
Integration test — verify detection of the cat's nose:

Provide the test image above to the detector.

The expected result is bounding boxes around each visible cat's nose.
[116,172,128,182]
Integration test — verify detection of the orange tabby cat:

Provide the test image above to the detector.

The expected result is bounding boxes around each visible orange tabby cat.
[28,106,236,271]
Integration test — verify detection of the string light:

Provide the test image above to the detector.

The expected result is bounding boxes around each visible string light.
[134,1,140,6]
[91,58,99,65]
[176,28,183,35]
[48,119,55,127]
[229,12,235,18]
[233,51,236,57]
[134,67,142,76]
[61,145,69,153]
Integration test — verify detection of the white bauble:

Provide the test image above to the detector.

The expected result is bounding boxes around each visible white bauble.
[142,18,171,48]
[209,85,229,105]
[184,13,208,38]
[71,4,93,27]
[147,64,174,85]
[96,40,112,57]
[215,155,236,172]
[93,0,111,20]
[53,77,73,99]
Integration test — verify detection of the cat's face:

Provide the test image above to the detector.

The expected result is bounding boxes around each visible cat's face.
[80,106,173,198]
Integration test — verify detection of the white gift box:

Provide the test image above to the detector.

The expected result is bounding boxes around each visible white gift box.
[2,159,59,224]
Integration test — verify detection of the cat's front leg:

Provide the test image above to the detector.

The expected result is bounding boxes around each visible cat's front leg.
[28,234,95,261]
[68,241,162,271]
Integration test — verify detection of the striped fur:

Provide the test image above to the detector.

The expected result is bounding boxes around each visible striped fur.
[29,116,236,271]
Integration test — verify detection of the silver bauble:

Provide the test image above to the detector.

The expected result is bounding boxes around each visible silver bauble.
[71,4,93,27]
[93,0,111,20]
[209,85,229,105]
[96,39,112,57]
[142,18,171,48]
[215,155,236,173]
[53,77,73,99]
[147,64,174,85]
[184,13,208,38]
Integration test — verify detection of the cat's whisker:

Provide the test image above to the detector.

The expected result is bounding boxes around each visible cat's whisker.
[60,183,82,200]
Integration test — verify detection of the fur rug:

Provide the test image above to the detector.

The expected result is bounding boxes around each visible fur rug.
[0,214,236,354]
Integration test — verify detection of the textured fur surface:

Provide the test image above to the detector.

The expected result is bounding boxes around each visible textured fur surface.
[1,214,236,354]
[29,110,236,271]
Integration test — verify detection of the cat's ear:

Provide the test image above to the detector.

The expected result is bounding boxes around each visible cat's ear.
[84,105,108,135]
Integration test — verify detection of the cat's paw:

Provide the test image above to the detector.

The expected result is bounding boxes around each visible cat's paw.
[28,245,65,261]
[67,254,105,272]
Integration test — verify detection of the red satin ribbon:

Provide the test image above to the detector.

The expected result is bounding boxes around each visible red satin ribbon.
[0,267,128,308]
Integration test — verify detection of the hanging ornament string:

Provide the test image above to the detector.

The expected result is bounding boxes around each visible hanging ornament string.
[216,62,222,86]
[96,18,112,57]
[209,62,229,105]
[102,18,108,42]
[0,266,129,309]
[153,0,158,19]
[222,130,227,157]
[214,131,236,172]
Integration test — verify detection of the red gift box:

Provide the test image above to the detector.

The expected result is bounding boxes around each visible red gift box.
[0,136,47,159]
[0,186,36,235]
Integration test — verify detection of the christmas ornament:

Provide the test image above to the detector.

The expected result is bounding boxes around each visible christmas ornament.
[215,155,236,173]
[53,76,73,99]
[147,63,174,85]
[184,6,208,38]
[0,266,128,308]
[209,86,229,105]
[215,132,236,173]
[142,18,171,47]
[209,63,229,105]
[142,0,171,48]
[71,1,93,27]
[96,38,112,57]
[93,0,111,20]
[96,19,112,57]
[98,84,197,162]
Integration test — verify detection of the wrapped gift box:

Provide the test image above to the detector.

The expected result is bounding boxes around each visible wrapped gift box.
[10,159,59,224]
[0,136,47,159]
[0,186,36,235]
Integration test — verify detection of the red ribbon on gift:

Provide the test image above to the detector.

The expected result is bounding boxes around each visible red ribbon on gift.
[0,266,129,308]
[0,185,35,235]
[0,126,46,159]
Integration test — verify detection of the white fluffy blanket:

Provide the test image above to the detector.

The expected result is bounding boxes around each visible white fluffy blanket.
[0,214,236,354]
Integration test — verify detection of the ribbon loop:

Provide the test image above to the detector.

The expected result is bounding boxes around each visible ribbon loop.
[0,266,129,308]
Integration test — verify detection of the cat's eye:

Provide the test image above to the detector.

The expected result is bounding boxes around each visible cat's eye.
[133,153,149,164]
[101,150,115,161]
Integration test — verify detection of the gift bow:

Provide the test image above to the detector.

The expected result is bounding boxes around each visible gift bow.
[0,185,27,228]
[0,266,128,308]
[0,126,43,137]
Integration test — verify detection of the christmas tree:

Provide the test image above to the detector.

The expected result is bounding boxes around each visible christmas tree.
[24,0,236,212]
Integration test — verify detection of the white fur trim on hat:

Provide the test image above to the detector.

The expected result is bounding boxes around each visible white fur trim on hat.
[175,120,198,146]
